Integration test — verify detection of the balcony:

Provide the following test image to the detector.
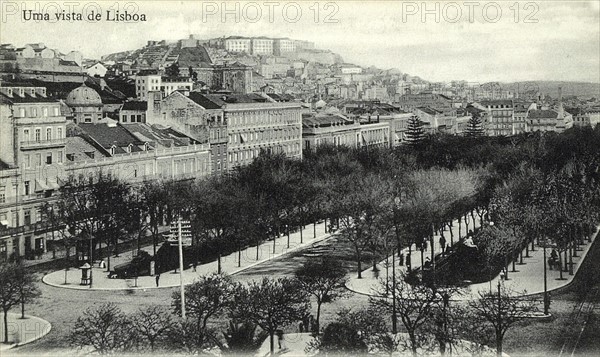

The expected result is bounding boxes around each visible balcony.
[20,138,66,150]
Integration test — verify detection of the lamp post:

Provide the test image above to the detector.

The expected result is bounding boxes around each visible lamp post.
[89,233,93,288]
[391,246,397,334]
[177,217,186,319]
[540,237,552,315]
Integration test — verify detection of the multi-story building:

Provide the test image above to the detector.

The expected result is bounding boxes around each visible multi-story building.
[0,83,211,261]
[358,121,390,148]
[527,108,573,133]
[476,100,515,136]
[150,91,228,175]
[570,108,600,128]
[251,37,274,55]
[119,101,148,123]
[273,38,296,56]
[224,36,252,53]
[302,113,360,151]
[395,93,453,111]
[0,83,66,260]
[193,94,303,168]
[135,72,193,100]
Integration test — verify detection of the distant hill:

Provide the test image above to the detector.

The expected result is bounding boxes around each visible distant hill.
[502,81,600,99]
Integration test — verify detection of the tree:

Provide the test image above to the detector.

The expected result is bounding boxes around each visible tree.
[421,290,464,356]
[54,173,131,272]
[230,277,311,355]
[172,274,234,335]
[310,306,387,355]
[295,257,349,333]
[191,178,243,273]
[404,115,426,147]
[168,318,219,354]
[222,320,267,355]
[0,262,38,343]
[139,181,167,256]
[131,306,173,351]
[465,111,485,137]
[333,173,393,278]
[468,286,538,357]
[69,303,135,354]
[17,265,40,319]
[319,322,368,355]
[165,62,180,77]
[371,274,437,357]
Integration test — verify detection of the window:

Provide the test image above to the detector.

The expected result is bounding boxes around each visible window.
[42,107,48,117]
[0,186,5,203]
[110,146,116,155]
[58,151,63,163]
[19,108,25,117]
[31,108,37,116]
[36,153,41,166]
[24,181,30,196]
[35,128,41,142]
[53,107,60,116]
[46,153,52,165]
[57,128,63,139]
[122,115,127,123]
[24,210,31,225]
[23,154,30,168]
[46,128,52,140]
[23,129,30,141]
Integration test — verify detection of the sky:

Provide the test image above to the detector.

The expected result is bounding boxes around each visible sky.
[1,0,599,83]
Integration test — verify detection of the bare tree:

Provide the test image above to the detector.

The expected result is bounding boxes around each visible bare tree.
[0,262,38,343]
[171,274,235,334]
[230,277,311,355]
[69,303,135,354]
[295,257,349,333]
[468,286,538,357]
[131,306,173,351]
[371,274,437,357]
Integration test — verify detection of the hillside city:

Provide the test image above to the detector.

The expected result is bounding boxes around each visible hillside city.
[0,33,599,357]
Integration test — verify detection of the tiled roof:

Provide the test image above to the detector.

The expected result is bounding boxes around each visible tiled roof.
[121,101,147,111]
[65,136,108,160]
[302,113,354,128]
[528,109,559,119]
[416,107,442,115]
[0,92,59,103]
[122,123,196,147]
[77,122,145,149]
[187,92,224,109]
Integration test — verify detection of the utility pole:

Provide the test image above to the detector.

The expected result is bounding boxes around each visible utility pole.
[178,217,186,318]
[392,247,397,334]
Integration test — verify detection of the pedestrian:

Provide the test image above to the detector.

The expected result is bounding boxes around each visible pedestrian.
[155,273,160,287]
[424,257,431,269]
[276,330,285,349]
[99,259,106,269]
[399,252,404,266]
[423,240,428,251]
[439,235,447,254]
[193,260,197,272]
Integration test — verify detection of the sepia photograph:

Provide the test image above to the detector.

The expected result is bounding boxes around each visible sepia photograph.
[0,1,599,356]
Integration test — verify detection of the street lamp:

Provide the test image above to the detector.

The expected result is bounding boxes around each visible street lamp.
[540,237,553,315]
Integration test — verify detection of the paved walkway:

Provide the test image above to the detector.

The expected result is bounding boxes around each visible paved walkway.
[43,221,331,290]
[347,218,599,301]
[347,212,481,294]
[253,331,507,357]
[0,313,52,352]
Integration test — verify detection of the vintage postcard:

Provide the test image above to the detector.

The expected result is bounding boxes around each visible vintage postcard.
[0,1,599,356]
